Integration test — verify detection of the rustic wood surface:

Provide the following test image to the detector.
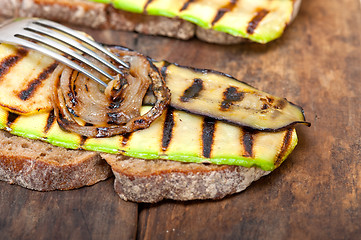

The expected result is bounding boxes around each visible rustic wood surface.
[0,0,360,239]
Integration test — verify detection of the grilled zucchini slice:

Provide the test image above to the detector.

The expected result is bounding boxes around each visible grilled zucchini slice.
[92,0,298,43]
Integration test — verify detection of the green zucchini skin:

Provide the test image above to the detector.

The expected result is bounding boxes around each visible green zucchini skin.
[89,0,298,43]
[0,106,297,171]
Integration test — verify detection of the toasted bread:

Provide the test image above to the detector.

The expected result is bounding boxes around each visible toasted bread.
[0,130,112,191]
[0,0,302,44]
[103,154,269,203]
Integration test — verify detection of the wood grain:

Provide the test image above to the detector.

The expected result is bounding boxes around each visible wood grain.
[0,0,360,239]
[0,179,138,240]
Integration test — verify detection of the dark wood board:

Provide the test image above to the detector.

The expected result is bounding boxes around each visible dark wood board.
[0,178,138,240]
[0,0,360,239]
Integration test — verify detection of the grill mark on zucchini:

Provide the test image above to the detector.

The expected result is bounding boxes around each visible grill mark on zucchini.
[220,86,245,111]
[242,128,254,158]
[143,0,154,13]
[212,0,238,26]
[6,112,19,127]
[121,132,132,146]
[161,107,175,151]
[202,117,216,158]
[180,78,203,102]
[17,63,58,101]
[274,128,293,167]
[180,0,196,11]
[80,135,88,147]
[247,9,270,34]
[0,48,28,80]
[44,110,56,133]
[0,103,298,171]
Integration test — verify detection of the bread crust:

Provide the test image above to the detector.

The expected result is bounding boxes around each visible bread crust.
[102,155,269,203]
[195,27,246,45]
[0,0,302,44]
[19,0,107,28]
[0,128,269,202]
[0,130,112,191]
[107,7,195,40]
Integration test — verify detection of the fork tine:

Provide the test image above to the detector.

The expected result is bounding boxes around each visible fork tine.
[26,23,124,75]
[16,30,115,83]
[11,36,108,87]
[34,18,129,69]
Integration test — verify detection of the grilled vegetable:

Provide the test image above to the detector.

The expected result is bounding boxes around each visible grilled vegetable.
[0,44,57,114]
[0,43,307,170]
[0,44,308,131]
[91,0,298,43]
[0,106,297,171]
[153,61,309,131]
[52,49,170,138]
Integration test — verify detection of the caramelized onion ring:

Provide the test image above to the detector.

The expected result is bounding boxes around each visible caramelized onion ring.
[51,48,170,138]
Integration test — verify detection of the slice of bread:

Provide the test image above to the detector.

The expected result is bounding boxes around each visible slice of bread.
[19,0,108,29]
[102,154,269,203]
[107,7,195,40]
[0,0,302,44]
[0,128,269,202]
[0,129,112,191]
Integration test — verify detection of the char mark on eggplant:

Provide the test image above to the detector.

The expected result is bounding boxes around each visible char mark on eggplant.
[180,78,203,102]
[274,99,287,110]
[220,86,245,111]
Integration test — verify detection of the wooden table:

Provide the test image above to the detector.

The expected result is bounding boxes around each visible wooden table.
[1,0,360,239]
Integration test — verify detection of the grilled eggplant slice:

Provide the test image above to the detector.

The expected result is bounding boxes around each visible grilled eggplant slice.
[0,43,306,170]
[94,0,299,43]
[154,61,309,131]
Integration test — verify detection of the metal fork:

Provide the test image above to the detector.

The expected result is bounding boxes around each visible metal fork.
[0,18,129,87]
